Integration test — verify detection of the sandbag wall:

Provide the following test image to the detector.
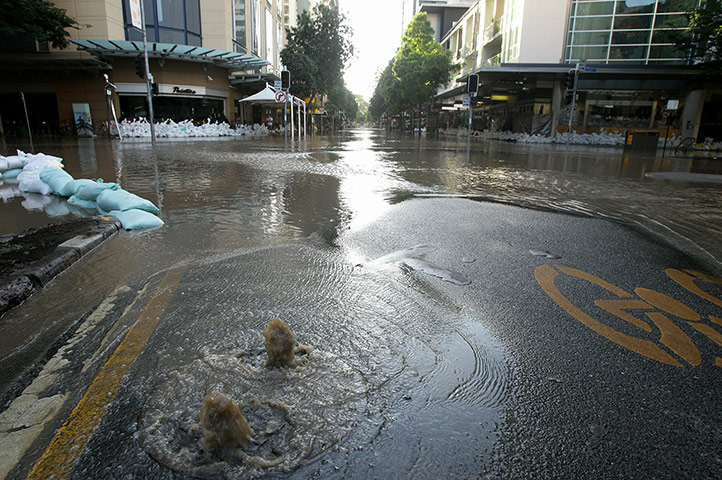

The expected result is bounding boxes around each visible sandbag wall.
[0,150,163,231]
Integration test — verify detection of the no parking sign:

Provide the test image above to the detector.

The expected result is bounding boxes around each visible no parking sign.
[275,91,287,103]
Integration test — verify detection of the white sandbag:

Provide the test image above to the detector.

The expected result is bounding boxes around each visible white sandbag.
[0,158,7,171]
[18,177,53,195]
[57,178,98,197]
[2,169,23,179]
[22,157,63,174]
[74,180,120,201]
[97,188,159,214]
[108,209,164,230]
[67,194,98,211]
[4,156,25,170]
[39,168,74,194]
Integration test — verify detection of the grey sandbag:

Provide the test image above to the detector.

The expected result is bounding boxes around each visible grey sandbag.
[74,180,120,201]
[39,168,74,194]
[96,188,159,214]
[108,209,164,230]
[57,178,97,197]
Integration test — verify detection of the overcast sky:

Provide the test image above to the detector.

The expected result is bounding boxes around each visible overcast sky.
[338,0,404,101]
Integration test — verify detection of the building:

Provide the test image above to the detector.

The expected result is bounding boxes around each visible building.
[435,0,720,142]
[0,0,296,137]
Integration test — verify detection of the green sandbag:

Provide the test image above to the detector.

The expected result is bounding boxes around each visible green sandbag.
[67,194,98,211]
[57,178,97,197]
[74,180,120,201]
[96,188,159,214]
[2,169,23,179]
[108,209,164,230]
[39,168,74,194]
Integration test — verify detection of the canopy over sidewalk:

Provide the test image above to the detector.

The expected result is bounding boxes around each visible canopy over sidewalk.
[240,84,306,138]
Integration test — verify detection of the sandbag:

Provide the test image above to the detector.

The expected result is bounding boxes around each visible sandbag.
[57,178,98,197]
[97,188,159,214]
[18,177,53,195]
[2,169,22,179]
[4,156,25,170]
[0,158,7,171]
[74,180,120,201]
[108,209,164,230]
[39,168,74,194]
[67,194,98,211]
[22,157,63,174]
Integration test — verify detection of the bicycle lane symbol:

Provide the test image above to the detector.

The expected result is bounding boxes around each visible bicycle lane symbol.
[535,264,722,367]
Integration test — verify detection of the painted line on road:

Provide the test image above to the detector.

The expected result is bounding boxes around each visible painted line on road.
[26,267,185,480]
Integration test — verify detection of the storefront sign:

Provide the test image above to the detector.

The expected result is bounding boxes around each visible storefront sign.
[173,86,196,94]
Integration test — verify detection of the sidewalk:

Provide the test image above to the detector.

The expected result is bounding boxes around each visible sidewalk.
[0,217,121,317]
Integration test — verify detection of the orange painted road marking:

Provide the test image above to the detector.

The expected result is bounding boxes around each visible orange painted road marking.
[666,269,722,308]
[534,265,681,366]
[27,267,185,480]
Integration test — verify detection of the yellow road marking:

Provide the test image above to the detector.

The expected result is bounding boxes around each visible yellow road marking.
[27,267,186,480]
[666,269,722,308]
[535,265,681,366]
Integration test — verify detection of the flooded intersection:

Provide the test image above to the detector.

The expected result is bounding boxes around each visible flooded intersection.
[2,130,722,478]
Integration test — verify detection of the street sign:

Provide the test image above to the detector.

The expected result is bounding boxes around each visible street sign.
[129,0,142,29]
[275,91,287,103]
[274,80,282,90]
[462,97,470,106]
[667,99,679,110]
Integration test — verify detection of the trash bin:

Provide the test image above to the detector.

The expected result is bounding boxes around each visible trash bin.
[624,130,660,153]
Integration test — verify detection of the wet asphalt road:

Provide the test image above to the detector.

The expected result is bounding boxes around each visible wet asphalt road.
[4,196,722,479]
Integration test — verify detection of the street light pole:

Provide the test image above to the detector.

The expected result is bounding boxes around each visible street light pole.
[139,0,156,145]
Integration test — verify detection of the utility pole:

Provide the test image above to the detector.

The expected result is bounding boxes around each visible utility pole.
[468,2,481,144]
[566,60,584,144]
[138,0,156,145]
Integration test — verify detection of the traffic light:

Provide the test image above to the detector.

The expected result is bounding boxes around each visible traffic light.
[134,55,145,79]
[466,73,479,95]
[151,82,159,96]
[281,70,291,91]
[565,69,575,90]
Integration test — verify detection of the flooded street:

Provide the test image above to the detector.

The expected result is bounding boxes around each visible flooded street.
[2,130,722,478]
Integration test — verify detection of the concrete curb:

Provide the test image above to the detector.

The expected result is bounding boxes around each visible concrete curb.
[0,217,121,318]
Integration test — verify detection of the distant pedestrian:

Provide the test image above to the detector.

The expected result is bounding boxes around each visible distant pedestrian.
[266,114,273,130]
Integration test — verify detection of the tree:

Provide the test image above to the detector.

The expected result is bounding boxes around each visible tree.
[672,0,722,63]
[280,2,354,104]
[354,94,369,123]
[392,13,458,109]
[0,0,81,49]
[327,78,358,126]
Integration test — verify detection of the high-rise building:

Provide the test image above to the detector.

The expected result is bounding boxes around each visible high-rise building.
[0,0,295,135]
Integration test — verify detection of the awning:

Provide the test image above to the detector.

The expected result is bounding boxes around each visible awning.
[239,85,279,104]
[71,39,270,72]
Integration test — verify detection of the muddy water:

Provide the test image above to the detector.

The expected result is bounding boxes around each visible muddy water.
[1,131,721,477]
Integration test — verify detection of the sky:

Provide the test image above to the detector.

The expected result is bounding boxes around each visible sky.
[338,0,404,101]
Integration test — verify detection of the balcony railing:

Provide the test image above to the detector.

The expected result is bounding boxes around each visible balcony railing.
[483,15,504,45]
[483,53,502,68]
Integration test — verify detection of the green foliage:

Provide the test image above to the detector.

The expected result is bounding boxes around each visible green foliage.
[280,2,354,102]
[327,78,358,121]
[369,12,458,119]
[393,13,458,107]
[354,94,369,123]
[672,0,722,63]
[0,0,80,49]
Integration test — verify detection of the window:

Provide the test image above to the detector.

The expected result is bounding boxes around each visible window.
[122,0,201,46]
[234,0,247,51]
[574,1,615,16]
[611,30,651,44]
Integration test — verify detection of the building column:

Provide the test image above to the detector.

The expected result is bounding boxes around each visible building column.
[680,89,705,141]
[550,79,562,139]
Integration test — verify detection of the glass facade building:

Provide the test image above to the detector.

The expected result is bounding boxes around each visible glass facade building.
[566,0,700,64]
[122,0,202,46]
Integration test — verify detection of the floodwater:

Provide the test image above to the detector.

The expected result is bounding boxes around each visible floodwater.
[1,130,722,478]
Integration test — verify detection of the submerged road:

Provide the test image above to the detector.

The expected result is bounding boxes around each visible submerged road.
[2,196,721,479]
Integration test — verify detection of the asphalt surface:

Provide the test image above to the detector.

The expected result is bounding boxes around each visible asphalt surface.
[2,198,722,479]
